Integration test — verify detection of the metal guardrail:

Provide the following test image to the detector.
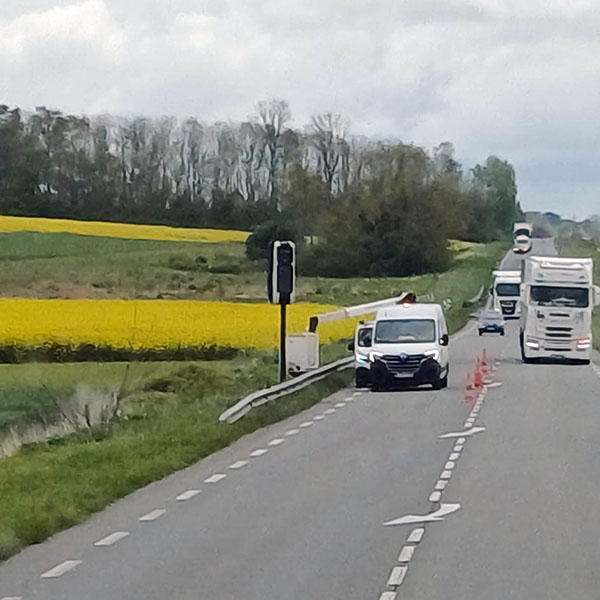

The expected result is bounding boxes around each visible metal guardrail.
[219,356,354,423]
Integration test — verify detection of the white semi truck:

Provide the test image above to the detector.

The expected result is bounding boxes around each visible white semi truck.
[513,222,532,254]
[519,256,599,364]
[492,270,522,318]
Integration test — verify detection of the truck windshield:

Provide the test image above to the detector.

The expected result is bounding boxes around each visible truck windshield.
[530,286,589,308]
[514,228,530,236]
[375,319,436,343]
[357,327,372,347]
[496,283,520,296]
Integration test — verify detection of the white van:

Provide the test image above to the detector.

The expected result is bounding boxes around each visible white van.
[369,304,449,391]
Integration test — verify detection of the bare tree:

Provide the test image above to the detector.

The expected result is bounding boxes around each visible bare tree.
[310,112,350,193]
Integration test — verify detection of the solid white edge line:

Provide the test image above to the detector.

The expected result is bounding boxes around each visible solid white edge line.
[250,448,268,457]
[267,438,285,447]
[407,527,425,543]
[1,596,23,600]
[40,560,82,579]
[387,565,408,586]
[229,460,249,470]
[204,473,227,483]
[94,531,129,546]
[176,489,201,501]
[139,509,166,521]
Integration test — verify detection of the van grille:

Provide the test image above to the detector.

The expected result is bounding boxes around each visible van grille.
[382,354,425,374]
[500,300,516,315]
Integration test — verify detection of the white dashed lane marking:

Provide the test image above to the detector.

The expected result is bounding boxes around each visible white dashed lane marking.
[334,402,346,408]
[176,489,201,501]
[267,438,285,447]
[449,452,460,461]
[435,480,448,491]
[379,592,397,600]
[398,545,415,562]
[387,565,408,586]
[204,473,227,483]
[444,461,455,470]
[285,429,300,436]
[313,415,325,421]
[249,448,268,457]
[429,491,442,502]
[324,408,336,415]
[40,560,82,579]
[1,596,23,599]
[407,527,425,543]
[229,460,249,470]
[94,531,129,546]
[440,470,452,480]
[139,509,166,522]
[300,421,313,428]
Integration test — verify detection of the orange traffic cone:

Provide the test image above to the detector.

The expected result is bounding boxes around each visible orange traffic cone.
[466,372,474,391]
[474,362,484,389]
[480,351,489,375]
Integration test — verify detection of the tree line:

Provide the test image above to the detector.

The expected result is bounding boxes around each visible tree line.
[0,100,521,277]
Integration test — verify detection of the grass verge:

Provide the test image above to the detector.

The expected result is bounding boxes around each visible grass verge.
[0,354,349,561]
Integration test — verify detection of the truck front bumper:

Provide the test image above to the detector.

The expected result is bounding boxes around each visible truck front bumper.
[523,337,591,360]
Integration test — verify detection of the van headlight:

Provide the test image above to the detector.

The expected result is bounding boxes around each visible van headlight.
[356,354,369,364]
[424,350,439,361]
[525,340,540,349]
[369,351,384,363]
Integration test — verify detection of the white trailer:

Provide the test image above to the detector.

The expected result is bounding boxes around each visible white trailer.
[519,256,600,363]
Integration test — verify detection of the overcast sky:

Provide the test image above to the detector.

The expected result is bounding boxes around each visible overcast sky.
[1,0,599,217]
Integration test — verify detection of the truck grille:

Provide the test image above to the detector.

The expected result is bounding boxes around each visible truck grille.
[500,301,516,315]
[382,354,425,374]
[545,326,573,339]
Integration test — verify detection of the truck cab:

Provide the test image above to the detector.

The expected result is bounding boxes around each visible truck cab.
[520,256,600,363]
[492,270,522,318]
[368,304,449,391]
[513,222,533,254]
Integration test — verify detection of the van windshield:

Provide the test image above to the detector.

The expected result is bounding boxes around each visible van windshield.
[375,319,436,343]
[357,327,372,347]
[530,286,589,308]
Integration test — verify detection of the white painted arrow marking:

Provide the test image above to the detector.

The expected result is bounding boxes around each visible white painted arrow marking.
[384,502,461,526]
[439,426,485,439]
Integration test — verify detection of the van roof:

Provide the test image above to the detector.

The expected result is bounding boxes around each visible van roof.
[375,303,443,320]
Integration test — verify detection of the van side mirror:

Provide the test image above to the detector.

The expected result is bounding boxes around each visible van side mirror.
[440,334,449,346]
[347,341,355,352]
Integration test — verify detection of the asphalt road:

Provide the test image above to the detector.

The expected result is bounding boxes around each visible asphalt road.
[1,239,599,600]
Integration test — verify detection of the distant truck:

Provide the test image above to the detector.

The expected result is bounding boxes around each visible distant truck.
[513,222,533,254]
[492,270,522,318]
[519,256,600,364]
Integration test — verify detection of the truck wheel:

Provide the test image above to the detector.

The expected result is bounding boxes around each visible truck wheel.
[478,330,483,336]
[500,330,505,336]
[440,375,448,389]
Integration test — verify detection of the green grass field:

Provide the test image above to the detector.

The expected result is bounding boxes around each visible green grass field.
[556,237,600,349]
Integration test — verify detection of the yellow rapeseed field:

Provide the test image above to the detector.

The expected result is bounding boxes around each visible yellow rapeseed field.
[0,299,355,350]
[0,216,249,244]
